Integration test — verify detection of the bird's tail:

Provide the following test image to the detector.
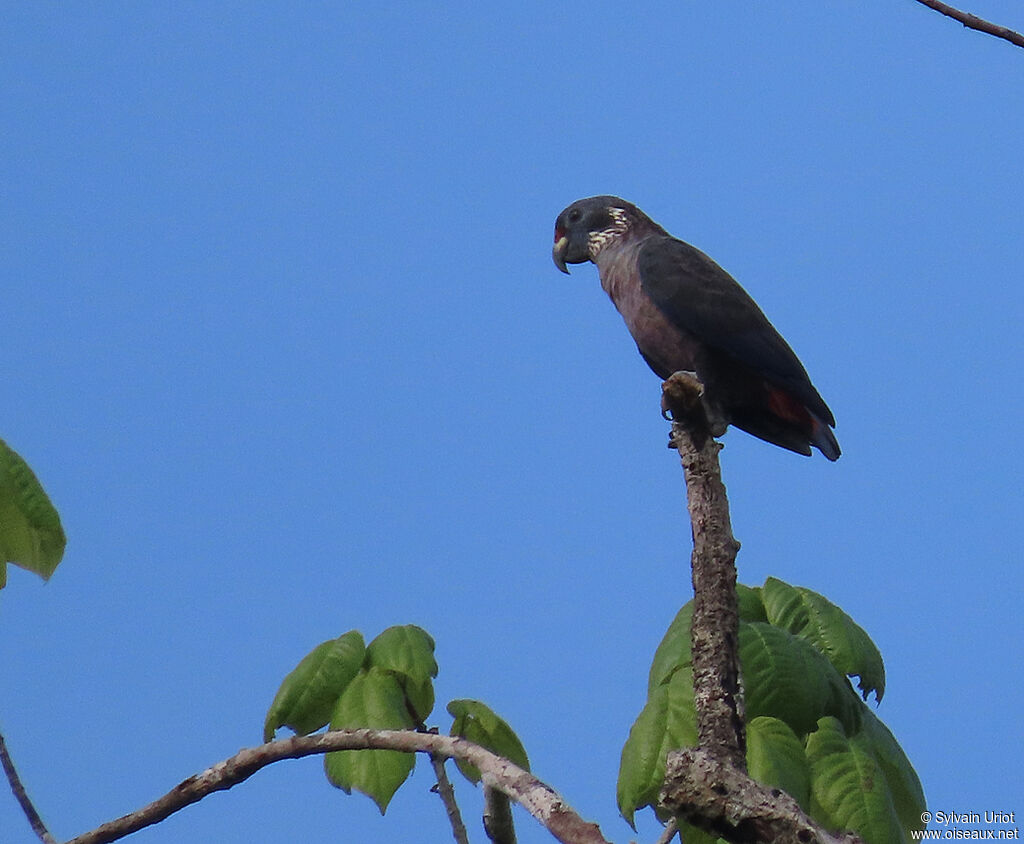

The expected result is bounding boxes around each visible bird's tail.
[810,414,841,462]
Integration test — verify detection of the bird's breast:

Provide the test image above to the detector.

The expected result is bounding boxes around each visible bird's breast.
[598,247,701,379]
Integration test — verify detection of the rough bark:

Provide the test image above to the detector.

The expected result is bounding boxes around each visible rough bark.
[662,372,745,771]
[64,730,611,844]
[661,748,864,844]
[660,373,864,844]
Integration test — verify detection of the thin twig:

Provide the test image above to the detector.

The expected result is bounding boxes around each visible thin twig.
[64,729,610,844]
[653,817,678,844]
[0,730,57,844]
[429,752,470,844]
[912,0,1024,49]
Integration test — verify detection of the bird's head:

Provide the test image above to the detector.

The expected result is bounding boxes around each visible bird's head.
[552,196,654,273]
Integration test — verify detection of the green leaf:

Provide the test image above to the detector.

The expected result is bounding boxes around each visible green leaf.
[859,710,926,837]
[740,622,841,736]
[805,717,906,844]
[617,666,697,828]
[736,583,768,623]
[365,625,438,723]
[648,587,769,697]
[324,667,416,813]
[0,439,66,588]
[630,586,920,839]
[447,699,530,784]
[264,630,365,742]
[746,716,811,811]
[762,577,885,702]
[825,674,865,737]
[648,603,694,695]
[676,822,722,844]
[365,625,438,680]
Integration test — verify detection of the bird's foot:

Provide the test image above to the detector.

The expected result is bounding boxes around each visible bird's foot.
[661,371,704,420]
[663,371,713,450]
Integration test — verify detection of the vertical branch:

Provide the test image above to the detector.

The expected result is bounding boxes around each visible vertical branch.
[483,786,516,844]
[659,374,864,843]
[662,372,745,770]
[429,752,470,844]
[0,729,57,844]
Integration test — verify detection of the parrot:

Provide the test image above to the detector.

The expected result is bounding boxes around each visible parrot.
[553,195,840,460]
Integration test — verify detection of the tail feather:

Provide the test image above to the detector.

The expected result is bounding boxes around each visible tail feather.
[810,414,841,461]
[761,385,841,461]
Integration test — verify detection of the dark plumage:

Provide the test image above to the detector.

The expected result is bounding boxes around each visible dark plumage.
[552,195,840,460]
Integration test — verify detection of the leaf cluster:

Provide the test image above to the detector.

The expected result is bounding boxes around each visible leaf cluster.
[618,578,926,844]
[264,624,528,813]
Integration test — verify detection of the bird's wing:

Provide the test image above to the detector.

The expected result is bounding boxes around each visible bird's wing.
[637,235,835,426]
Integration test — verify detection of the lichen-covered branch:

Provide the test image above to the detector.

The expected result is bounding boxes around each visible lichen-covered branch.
[661,748,864,844]
[63,729,611,844]
[663,372,745,770]
[660,373,864,844]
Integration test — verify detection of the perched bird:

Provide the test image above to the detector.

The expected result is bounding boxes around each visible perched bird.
[552,196,840,460]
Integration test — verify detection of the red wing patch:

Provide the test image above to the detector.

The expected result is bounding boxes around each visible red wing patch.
[766,387,812,431]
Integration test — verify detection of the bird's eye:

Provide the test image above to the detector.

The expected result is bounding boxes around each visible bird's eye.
[567,208,582,224]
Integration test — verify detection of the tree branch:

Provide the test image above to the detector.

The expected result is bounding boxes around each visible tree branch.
[653,817,678,844]
[64,729,610,844]
[484,785,517,844]
[662,372,745,770]
[0,729,57,844]
[660,373,864,844]
[429,752,470,844]
[660,748,864,844]
[911,0,1024,49]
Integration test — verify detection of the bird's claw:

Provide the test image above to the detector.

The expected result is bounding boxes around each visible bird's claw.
[661,397,674,421]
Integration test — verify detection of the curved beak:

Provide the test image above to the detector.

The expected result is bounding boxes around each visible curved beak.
[552,236,570,274]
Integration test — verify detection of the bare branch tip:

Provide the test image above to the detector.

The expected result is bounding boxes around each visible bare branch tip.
[0,731,56,844]
[912,0,1024,49]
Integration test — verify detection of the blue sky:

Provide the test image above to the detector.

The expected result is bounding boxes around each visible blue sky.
[2,2,1022,842]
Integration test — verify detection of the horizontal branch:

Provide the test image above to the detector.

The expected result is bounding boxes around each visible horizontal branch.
[912,0,1024,48]
[64,729,610,844]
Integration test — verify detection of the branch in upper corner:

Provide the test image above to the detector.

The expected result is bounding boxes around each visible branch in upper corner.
[64,729,611,844]
[0,730,56,844]
[912,0,1024,49]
